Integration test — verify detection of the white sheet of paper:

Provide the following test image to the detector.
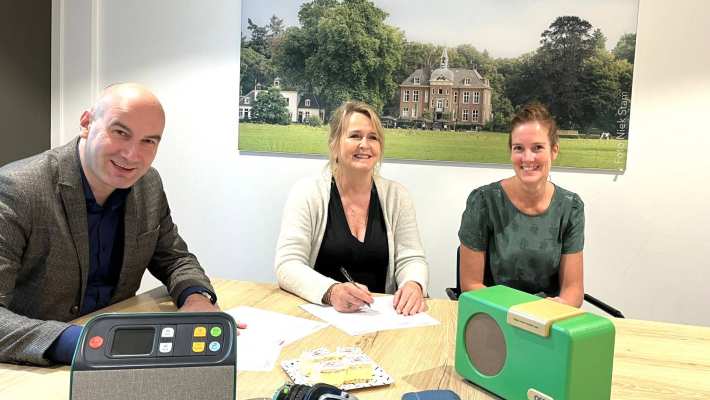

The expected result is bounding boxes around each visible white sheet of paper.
[226,306,329,371]
[300,295,440,336]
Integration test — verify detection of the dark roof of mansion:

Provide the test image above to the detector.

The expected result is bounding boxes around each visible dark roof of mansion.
[298,94,322,109]
[401,68,491,89]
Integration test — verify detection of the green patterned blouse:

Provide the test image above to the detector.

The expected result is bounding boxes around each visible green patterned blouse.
[458,181,584,297]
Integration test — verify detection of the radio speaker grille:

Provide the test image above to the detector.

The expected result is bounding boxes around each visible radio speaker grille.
[464,313,506,376]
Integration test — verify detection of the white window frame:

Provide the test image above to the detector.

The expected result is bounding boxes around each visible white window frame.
[472,109,479,122]
[463,91,470,104]
[402,107,409,117]
[463,109,469,121]
[436,99,443,110]
[413,90,419,102]
[473,91,480,104]
[424,91,429,103]
[413,77,420,84]
[305,99,311,107]
[454,91,458,103]
[244,97,249,104]
[404,90,411,102]
[464,77,471,85]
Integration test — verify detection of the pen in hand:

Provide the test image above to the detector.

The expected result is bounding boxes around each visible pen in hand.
[339,266,372,308]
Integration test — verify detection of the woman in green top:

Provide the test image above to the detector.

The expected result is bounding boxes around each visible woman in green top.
[458,103,584,307]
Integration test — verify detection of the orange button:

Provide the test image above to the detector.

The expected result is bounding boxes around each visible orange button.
[88,335,104,349]
[192,342,205,353]
[193,326,206,338]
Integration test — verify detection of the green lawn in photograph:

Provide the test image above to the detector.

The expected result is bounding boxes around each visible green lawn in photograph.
[238,123,626,170]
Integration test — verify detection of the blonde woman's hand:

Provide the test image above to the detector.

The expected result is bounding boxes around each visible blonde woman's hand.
[329,283,373,312]
[393,281,427,315]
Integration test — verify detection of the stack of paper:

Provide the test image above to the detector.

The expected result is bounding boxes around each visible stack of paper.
[225,306,329,371]
[300,295,440,336]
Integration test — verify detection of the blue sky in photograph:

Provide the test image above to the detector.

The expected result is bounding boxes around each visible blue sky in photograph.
[241,0,638,58]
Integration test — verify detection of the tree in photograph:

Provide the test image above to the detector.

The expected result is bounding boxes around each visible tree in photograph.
[576,51,634,132]
[450,45,491,74]
[539,16,597,61]
[503,53,544,109]
[268,15,285,37]
[400,42,443,73]
[251,87,290,125]
[487,94,515,132]
[240,15,288,95]
[246,18,271,58]
[591,28,607,52]
[273,0,405,113]
[536,16,600,129]
[267,15,286,54]
[240,47,275,95]
[613,33,636,64]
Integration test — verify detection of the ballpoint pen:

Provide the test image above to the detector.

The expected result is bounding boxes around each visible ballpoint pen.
[339,266,371,308]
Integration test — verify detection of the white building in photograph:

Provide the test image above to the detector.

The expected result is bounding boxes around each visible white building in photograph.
[239,78,298,122]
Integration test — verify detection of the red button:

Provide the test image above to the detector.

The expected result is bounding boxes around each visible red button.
[88,335,104,349]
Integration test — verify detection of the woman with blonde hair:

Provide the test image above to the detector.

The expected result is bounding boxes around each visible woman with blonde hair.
[458,102,585,307]
[275,101,428,315]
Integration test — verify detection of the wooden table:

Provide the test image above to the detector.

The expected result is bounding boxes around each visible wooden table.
[1,279,709,399]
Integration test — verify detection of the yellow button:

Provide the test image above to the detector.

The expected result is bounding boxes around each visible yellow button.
[193,326,207,337]
[192,342,205,353]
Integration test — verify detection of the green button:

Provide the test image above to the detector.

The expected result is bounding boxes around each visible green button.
[210,326,222,337]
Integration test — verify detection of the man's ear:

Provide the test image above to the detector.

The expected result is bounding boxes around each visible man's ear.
[79,110,92,138]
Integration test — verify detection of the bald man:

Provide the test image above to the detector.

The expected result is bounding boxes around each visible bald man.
[0,83,221,365]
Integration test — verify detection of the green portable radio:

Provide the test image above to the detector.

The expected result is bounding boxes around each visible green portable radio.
[455,286,615,400]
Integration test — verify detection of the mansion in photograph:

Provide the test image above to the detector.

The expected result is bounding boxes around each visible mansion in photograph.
[239,78,325,123]
[399,49,492,128]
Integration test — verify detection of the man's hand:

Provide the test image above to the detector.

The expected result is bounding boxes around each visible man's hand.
[178,294,248,335]
[178,293,220,312]
[393,281,427,315]
[330,283,374,313]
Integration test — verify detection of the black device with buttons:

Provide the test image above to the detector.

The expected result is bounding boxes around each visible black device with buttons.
[70,312,236,400]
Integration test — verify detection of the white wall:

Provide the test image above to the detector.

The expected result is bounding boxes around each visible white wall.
[54,0,710,326]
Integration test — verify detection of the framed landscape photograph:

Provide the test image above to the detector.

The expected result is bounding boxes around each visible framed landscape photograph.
[239,0,638,171]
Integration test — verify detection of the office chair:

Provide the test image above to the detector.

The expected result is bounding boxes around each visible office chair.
[445,247,625,318]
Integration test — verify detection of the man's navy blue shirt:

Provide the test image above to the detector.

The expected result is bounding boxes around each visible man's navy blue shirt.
[79,164,131,314]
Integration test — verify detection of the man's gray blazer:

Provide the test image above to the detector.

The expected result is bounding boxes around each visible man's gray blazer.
[0,137,214,365]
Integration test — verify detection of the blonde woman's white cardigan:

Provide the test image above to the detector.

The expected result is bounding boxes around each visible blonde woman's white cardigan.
[275,172,429,304]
